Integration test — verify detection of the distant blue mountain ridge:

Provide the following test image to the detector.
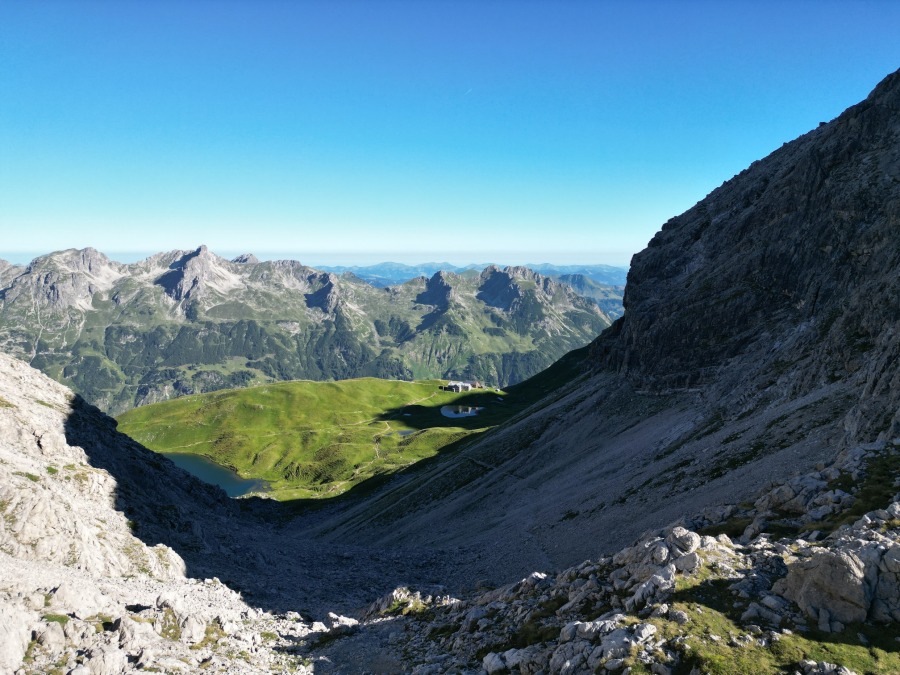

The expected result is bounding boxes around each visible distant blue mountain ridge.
[315,261,629,288]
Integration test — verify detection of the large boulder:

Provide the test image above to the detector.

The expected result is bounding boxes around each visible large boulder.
[872,545,900,622]
[774,550,870,624]
[85,646,129,675]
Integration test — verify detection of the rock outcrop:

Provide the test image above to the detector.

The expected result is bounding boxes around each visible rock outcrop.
[308,439,900,674]
[594,68,900,443]
[0,354,297,672]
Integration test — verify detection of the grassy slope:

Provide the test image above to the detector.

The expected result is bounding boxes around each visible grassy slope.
[116,346,591,500]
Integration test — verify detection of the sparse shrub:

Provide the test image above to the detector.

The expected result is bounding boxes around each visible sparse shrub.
[159,607,181,640]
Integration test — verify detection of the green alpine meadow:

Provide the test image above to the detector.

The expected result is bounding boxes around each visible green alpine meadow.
[116,346,590,500]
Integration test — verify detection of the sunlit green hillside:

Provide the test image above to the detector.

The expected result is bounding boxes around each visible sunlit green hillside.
[117,347,590,500]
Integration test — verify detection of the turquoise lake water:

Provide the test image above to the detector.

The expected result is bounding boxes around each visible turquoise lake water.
[162,453,269,497]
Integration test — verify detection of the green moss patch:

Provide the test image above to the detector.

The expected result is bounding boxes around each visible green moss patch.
[13,471,40,482]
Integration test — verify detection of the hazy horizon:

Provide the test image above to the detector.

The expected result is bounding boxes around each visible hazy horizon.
[0,247,632,269]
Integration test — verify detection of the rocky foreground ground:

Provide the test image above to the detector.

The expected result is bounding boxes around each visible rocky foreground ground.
[309,439,900,674]
[2,351,900,674]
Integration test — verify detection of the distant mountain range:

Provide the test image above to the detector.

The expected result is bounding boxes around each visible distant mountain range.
[0,247,612,413]
[315,261,627,319]
[316,261,628,288]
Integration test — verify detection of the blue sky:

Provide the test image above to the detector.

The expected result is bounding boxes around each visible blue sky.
[1,1,899,266]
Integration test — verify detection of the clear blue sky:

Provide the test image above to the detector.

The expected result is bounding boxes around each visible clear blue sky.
[1,1,899,266]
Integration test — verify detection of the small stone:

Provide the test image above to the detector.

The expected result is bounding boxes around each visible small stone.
[670,610,689,625]
[667,528,702,555]
[560,621,580,642]
[502,648,524,668]
[327,612,359,629]
[180,615,206,644]
[633,623,657,642]
[36,621,67,653]
[674,552,701,574]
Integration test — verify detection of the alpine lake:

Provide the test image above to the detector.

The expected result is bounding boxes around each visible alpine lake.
[162,452,270,498]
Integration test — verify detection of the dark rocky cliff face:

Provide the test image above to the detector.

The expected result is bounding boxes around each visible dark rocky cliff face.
[593,68,900,441]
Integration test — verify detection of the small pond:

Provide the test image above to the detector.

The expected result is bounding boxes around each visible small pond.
[162,453,269,498]
[383,430,415,438]
[440,405,484,419]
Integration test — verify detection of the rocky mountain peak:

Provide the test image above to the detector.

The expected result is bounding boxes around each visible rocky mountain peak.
[154,245,243,304]
[1,247,125,313]
[416,270,457,307]
[31,247,122,276]
[304,272,342,313]
[231,253,259,264]
[0,259,24,289]
[476,267,524,310]
[475,265,566,311]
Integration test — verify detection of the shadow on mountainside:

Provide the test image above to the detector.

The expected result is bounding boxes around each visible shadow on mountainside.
[273,348,598,521]
[63,394,455,619]
[375,390,513,431]
[153,247,201,296]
